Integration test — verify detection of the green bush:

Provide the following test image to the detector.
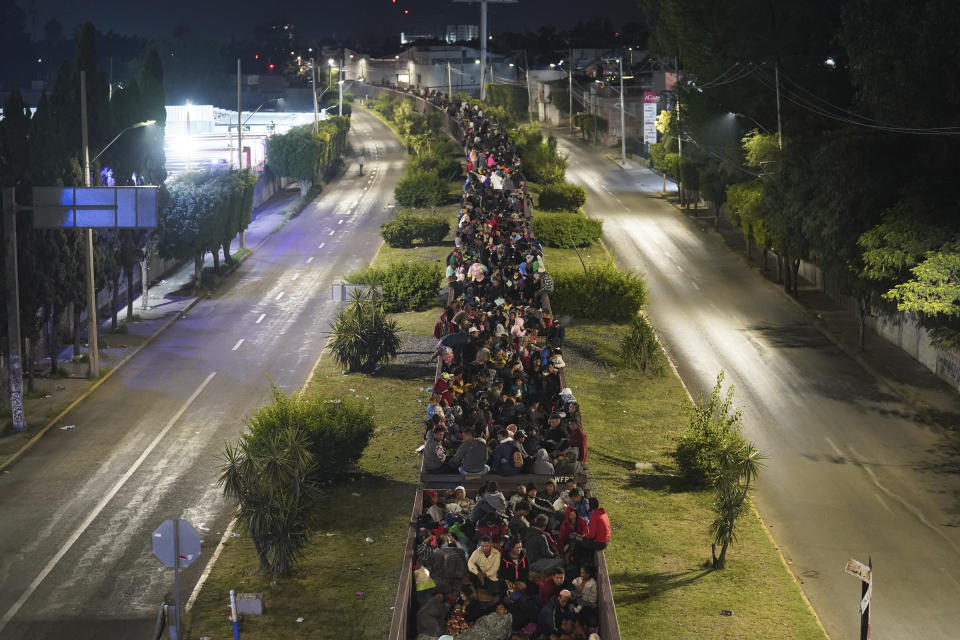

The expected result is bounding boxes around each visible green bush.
[671,372,746,487]
[328,288,403,373]
[619,314,666,374]
[551,262,648,321]
[379,211,450,248]
[348,261,443,311]
[243,385,376,479]
[510,125,567,184]
[412,150,462,181]
[394,168,449,207]
[532,211,602,248]
[538,182,587,211]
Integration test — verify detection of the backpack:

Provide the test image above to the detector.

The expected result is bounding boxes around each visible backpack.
[511,446,525,469]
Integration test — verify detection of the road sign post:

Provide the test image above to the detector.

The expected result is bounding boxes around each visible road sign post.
[153,519,202,640]
[3,189,26,433]
[845,556,872,640]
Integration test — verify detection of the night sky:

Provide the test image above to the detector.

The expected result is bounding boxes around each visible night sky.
[32,0,644,40]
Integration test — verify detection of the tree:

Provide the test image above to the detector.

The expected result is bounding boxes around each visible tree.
[220,426,318,577]
[327,287,402,373]
[709,438,764,569]
[267,125,323,196]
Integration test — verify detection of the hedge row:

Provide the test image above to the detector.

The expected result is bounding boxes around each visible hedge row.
[550,262,648,321]
[347,261,443,311]
[380,211,450,247]
[532,211,602,248]
[538,182,587,211]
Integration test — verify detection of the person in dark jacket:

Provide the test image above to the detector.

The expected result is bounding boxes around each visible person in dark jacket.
[453,428,490,475]
[525,514,564,573]
[499,539,530,585]
[416,591,449,636]
[537,590,574,636]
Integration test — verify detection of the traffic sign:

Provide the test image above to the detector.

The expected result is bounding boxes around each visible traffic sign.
[845,558,872,583]
[153,519,202,568]
[860,579,873,615]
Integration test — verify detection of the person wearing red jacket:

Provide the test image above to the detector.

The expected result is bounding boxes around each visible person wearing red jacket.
[570,497,610,566]
[566,421,588,463]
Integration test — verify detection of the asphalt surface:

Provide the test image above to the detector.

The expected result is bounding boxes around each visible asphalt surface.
[0,108,406,639]
[557,135,960,639]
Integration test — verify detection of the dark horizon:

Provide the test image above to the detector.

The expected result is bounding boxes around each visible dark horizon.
[28,0,645,42]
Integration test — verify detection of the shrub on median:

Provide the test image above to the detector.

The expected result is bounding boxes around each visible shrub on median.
[538,182,587,211]
[379,211,450,248]
[348,261,443,312]
[394,168,449,208]
[551,262,647,321]
[532,211,602,248]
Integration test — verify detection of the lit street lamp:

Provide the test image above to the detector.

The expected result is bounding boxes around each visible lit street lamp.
[91,120,156,164]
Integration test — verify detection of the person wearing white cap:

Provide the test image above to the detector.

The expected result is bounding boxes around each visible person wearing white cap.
[537,588,574,635]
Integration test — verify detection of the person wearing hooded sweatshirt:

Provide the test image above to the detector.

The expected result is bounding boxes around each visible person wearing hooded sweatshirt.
[570,497,611,565]
[499,539,530,586]
[530,448,555,475]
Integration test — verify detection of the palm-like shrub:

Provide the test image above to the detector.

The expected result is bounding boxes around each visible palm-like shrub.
[219,427,318,577]
[619,314,665,374]
[328,287,403,373]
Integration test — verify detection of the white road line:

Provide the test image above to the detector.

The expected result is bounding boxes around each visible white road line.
[255,313,266,324]
[292,273,300,281]
[676,265,684,273]
[319,242,326,249]
[276,291,285,301]
[874,493,895,515]
[231,339,244,351]
[690,280,700,290]
[186,518,236,612]
[941,567,960,593]
[338,219,344,224]
[329,230,335,236]
[825,437,844,457]
[306,257,314,264]
[652,237,661,245]
[0,371,218,635]
[664,251,674,260]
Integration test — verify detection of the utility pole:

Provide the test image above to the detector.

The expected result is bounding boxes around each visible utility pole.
[185,100,191,173]
[775,64,783,149]
[312,58,320,132]
[338,50,344,116]
[237,59,243,169]
[3,188,25,433]
[619,56,627,165]
[80,70,99,379]
[452,0,518,100]
[523,49,533,121]
[448,61,453,99]
[568,47,573,131]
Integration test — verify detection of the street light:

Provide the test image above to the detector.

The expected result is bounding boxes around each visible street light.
[730,112,772,136]
[91,120,156,164]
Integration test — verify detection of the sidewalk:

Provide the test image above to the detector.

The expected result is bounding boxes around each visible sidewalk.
[0,185,304,468]
[685,203,960,425]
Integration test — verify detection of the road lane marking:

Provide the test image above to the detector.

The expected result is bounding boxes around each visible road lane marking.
[338,219,344,224]
[664,251,674,260]
[319,242,325,249]
[0,371,218,635]
[848,443,960,554]
[873,493,895,515]
[306,257,314,264]
[652,237,661,245]
[690,280,700,290]
[255,313,266,324]
[276,291,285,301]
[329,230,335,236]
[292,273,300,281]
[232,339,244,351]
[676,265,684,273]
[824,437,844,457]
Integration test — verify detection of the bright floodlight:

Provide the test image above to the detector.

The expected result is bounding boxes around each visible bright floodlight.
[825,57,836,68]
[328,58,335,66]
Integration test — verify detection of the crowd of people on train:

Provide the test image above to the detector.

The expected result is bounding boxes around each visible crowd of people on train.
[412,97,611,640]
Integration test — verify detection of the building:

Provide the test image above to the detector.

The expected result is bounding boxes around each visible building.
[343,45,515,96]
[445,24,480,43]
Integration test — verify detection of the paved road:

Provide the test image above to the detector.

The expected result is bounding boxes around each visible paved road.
[0,108,405,639]
[557,135,960,639]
